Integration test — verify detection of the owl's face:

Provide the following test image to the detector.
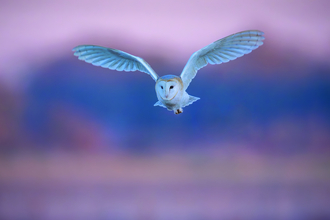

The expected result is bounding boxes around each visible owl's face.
[156,76,183,101]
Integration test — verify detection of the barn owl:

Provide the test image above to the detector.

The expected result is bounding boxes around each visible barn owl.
[73,30,264,114]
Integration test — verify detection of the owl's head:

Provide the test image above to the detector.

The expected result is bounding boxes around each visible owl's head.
[155,75,183,101]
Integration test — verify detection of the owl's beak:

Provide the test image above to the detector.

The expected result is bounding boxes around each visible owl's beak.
[162,96,170,101]
[163,91,169,100]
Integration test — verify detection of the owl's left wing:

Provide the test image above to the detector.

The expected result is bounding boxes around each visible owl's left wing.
[72,45,159,81]
[180,30,264,90]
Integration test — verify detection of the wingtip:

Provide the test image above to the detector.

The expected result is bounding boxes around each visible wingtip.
[72,46,81,52]
[258,30,265,35]
[246,30,265,36]
[257,41,264,46]
[257,31,265,39]
[72,45,87,52]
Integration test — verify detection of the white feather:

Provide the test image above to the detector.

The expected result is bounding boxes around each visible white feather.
[180,30,265,90]
[72,45,159,81]
[154,101,167,108]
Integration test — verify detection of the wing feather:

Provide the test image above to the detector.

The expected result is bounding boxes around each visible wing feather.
[180,30,264,90]
[72,45,159,81]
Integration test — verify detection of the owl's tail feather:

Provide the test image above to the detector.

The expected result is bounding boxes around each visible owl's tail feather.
[183,95,200,108]
[154,101,167,108]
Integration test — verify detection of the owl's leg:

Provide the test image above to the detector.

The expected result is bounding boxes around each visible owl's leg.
[174,108,183,114]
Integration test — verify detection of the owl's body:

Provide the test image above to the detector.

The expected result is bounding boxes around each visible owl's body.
[154,75,199,114]
[73,30,265,114]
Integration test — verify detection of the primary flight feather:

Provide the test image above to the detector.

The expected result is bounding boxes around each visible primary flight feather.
[73,30,264,114]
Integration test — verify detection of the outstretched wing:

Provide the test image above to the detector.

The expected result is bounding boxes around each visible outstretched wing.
[72,45,159,81]
[180,30,264,90]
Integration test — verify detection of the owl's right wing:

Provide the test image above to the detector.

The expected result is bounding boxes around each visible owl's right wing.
[72,45,159,81]
[180,30,264,90]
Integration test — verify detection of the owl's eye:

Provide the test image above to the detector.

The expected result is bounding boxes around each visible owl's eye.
[161,86,163,89]
[170,86,174,89]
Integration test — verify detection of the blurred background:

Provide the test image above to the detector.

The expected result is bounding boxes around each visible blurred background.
[0,0,330,219]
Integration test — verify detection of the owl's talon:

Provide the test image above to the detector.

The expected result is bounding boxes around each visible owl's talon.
[174,108,183,114]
